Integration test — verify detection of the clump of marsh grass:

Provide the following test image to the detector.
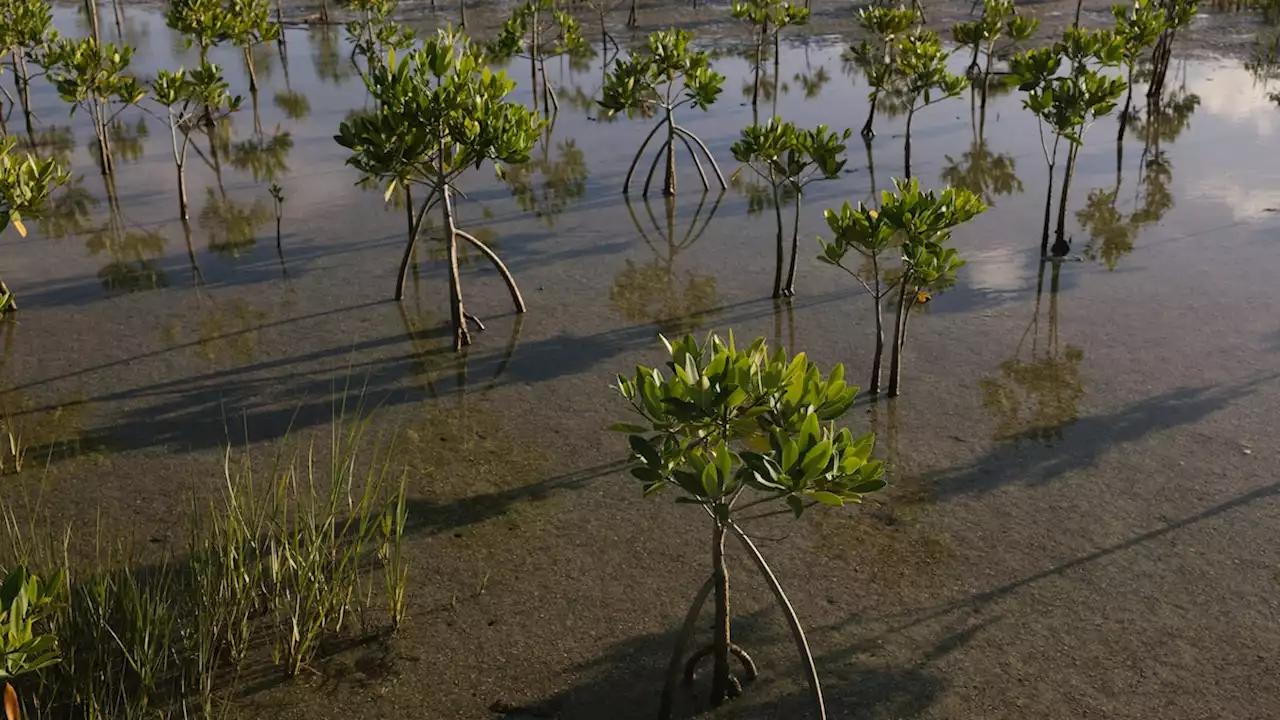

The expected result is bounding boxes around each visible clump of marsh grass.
[0,398,412,719]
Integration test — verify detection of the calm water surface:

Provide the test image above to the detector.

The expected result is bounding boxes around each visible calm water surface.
[5,4,1280,717]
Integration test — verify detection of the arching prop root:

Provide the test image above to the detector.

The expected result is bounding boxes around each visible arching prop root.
[682,642,759,695]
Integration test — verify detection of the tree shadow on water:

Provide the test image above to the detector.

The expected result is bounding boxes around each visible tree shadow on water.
[936,373,1279,499]
[501,606,979,719]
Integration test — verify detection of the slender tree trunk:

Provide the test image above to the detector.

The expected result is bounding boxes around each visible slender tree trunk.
[1052,144,1078,257]
[752,27,764,110]
[12,54,33,138]
[771,173,784,298]
[710,517,732,706]
[1039,158,1056,257]
[443,185,470,349]
[460,0,468,29]
[1073,0,1083,27]
[861,93,878,138]
[84,0,101,44]
[627,0,637,26]
[869,257,883,394]
[783,189,801,295]
[904,108,914,179]
[530,51,539,115]
[887,279,909,397]
[663,112,676,196]
[1118,67,1134,142]
[177,160,189,221]
[244,45,258,94]
[111,0,124,39]
[865,135,877,202]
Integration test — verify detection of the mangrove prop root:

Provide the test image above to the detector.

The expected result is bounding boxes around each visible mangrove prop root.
[623,118,668,194]
[682,642,757,699]
[659,575,714,720]
[643,138,672,197]
[673,129,709,190]
[673,125,727,189]
[463,312,486,331]
[729,520,826,720]
[455,229,527,314]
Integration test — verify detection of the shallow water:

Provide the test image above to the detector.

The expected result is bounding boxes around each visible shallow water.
[6,3,1280,718]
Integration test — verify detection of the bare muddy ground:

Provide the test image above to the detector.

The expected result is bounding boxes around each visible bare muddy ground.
[5,2,1280,719]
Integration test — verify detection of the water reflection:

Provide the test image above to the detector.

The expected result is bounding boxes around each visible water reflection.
[37,176,98,240]
[272,90,311,120]
[940,140,1022,206]
[501,125,588,226]
[160,297,269,366]
[979,263,1084,443]
[17,127,76,167]
[91,118,149,169]
[399,292,524,396]
[199,188,271,258]
[309,24,351,85]
[229,127,294,182]
[610,193,722,333]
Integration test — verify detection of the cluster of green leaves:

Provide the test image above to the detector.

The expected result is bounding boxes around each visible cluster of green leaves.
[347,0,416,67]
[489,0,590,63]
[167,0,230,54]
[0,0,57,58]
[614,334,884,515]
[730,0,810,33]
[952,0,1037,77]
[1113,0,1166,70]
[894,31,968,116]
[45,37,146,112]
[731,118,849,187]
[0,136,70,238]
[819,179,985,300]
[0,565,62,679]
[337,28,542,198]
[151,62,240,120]
[1009,27,1127,144]
[599,29,724,117]
[846,6,919,105]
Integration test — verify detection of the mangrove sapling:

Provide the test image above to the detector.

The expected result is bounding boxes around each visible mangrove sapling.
[847,6,918,140]
[45,36,146,177]
[730,0,809,114]
[829,179,984,397]
[730,118,850,297]
[951,0,1037,82]
[613,333,886,718]
[1148,0,1197,101]
[893,31,968,179]
[0,0,58,138]
[222,0,281,96]
[600,28,727,197]
[1010,29,1126,257]
[336,28,542,349]
[0,137,70,313]
[1113,0,1166,141]
[148,61,241,222]
[166,0,229,62]
[346,0,415,76]
[489,0,591,115]
[816,198,901,394]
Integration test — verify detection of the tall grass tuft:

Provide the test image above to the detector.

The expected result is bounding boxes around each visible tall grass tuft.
[1,398,412,718]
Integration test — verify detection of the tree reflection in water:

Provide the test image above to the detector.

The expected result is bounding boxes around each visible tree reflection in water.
[610,193,722,334]
[979,263,1084,444]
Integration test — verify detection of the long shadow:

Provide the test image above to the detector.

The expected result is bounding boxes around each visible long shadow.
[935,373,1278,499]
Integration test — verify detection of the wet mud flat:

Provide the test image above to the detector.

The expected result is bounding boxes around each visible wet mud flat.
[4,1,1280,718]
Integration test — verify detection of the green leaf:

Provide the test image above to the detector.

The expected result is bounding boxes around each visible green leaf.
[609,422,649,433]
[810,491,844,507]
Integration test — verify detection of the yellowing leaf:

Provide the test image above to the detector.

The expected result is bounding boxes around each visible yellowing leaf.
[11,218,26,238]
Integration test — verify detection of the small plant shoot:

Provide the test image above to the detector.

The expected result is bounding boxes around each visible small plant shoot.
[149,62,242,222]
[730,0,810,113]
[489,0,591,115]
[600,29,727,197]
[846,6,918,140]
[45,36,147,176]
[892,30,968,178]
[613,333,885,718]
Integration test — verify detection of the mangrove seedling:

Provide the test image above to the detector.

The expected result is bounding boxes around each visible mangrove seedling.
[221,0,280,95]
[893,30,968,179]
[489,0,590,115]
[336,28,542,349]
[1148,0,1197,101]
[846,6,918,139]
[166,0,230,61]
[819,179,985,397]
[1,565,63,716]
[45,36,146,176]
[1010,28,1125,257]
[0,0,59,138]
[731,118,849,298]
[346,0,416,75]
[952,0,1037,81]
[1112,0,1166,139]
[0,137,69,312]
[613,333,885,718]
[730,0,810,112]
[149,62,242,221]
[600,29,726,197]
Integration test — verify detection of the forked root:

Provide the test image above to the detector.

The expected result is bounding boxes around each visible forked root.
[682,642,759,697]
